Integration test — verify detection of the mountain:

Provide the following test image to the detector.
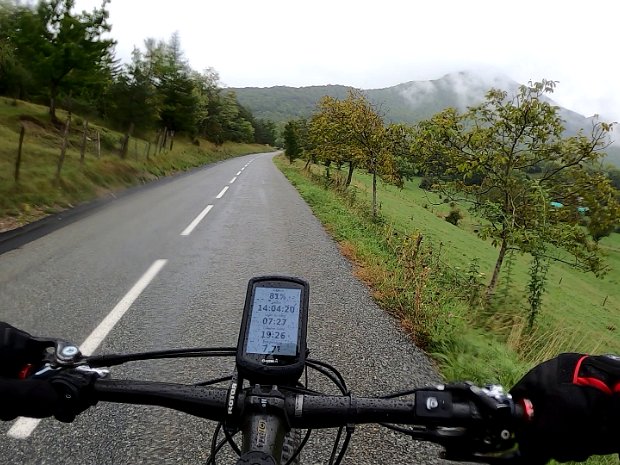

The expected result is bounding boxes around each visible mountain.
[231,71,594,132]
[230,71,619,167]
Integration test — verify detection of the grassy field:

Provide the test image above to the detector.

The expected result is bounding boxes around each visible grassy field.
[349,172,620,356]
[275,157,619,465]
[0,97,272,230]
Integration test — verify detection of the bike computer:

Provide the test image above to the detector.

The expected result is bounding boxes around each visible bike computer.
[236,276,309,384]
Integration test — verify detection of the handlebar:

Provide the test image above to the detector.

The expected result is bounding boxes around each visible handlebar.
[31,343,532,464]
[91,377,531,463]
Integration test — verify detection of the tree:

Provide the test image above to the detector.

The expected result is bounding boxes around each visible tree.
[253,119,277,145]
[0,1,33,98]
[414,80,620,303]
[283,120,302,163]
[203,90,254,144]
[9,0,115,121]
[105,51,159,157]
[309,89,402,217]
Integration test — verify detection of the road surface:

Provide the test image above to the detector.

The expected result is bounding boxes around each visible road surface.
[0,152,444,464]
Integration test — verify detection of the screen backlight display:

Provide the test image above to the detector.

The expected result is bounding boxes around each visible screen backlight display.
[246,287,301,356]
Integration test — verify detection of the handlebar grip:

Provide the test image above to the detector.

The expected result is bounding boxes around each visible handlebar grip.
[94,379,229,421]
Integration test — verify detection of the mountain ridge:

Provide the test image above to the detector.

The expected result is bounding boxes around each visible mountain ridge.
[230,71,620,167]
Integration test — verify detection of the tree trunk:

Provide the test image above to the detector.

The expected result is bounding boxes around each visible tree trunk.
[15,125,25,183]
[49,83,58,122]
[485,236,508,305]
[55,115,71,183]
[346,161,355,188]
[372,170,377,218]
[160,128,168,154]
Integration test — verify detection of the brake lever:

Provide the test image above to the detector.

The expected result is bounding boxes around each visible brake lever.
[411,383,526,464]
[27,339,85,379]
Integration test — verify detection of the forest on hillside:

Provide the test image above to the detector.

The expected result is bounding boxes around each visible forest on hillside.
[0,0,277,146]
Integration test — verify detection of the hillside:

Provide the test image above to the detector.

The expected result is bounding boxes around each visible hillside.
[231,71,619,166]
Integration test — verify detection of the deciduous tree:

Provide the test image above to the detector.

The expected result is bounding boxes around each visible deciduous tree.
[9,0,115,121]
[414,80,619,303]
[309,90,402,217]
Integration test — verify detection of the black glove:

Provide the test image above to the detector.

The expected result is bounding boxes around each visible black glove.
[49,369,98,423]
[0,322,55,377]
[510,353,620,464]
[0,369,98,422]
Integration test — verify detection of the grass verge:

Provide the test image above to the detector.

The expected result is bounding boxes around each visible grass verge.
[275,156,619,465]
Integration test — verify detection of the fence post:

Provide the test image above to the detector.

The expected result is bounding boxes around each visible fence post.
[15,124,25,183]
[96,131,101,158]
[80,120,89,166]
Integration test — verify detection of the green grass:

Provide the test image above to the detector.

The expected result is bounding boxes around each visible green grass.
[349,172,620,357]
[0,97,273,229]
[276,158,528,386]
[276,158,619,465]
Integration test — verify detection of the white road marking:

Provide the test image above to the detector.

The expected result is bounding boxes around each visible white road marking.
[230,176,237,184]
[236,171,241,176]
[216,186,229,199]
[7,259,168,440]
[180,205,214,236]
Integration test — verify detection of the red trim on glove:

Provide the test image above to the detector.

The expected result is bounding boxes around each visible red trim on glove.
[573,355,613,395]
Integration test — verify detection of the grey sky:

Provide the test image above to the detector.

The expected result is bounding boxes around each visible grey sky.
[76,0,620,122]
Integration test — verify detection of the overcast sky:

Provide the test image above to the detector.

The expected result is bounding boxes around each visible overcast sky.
[76,0,620,122]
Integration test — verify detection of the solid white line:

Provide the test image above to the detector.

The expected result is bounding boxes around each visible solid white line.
[236,171,241,176]
[180,205,213,236]
[216,186,229,199]
[7,259,168,440]
[230,177,237,184]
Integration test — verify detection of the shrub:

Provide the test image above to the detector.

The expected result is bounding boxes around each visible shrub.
[445,208,463,226]
[419,177,436,191]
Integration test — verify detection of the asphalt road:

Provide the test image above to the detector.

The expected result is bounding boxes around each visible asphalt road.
[0,153,445,464]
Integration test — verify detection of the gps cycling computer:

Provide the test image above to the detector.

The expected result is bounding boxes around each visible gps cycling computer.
[236,276,309,384]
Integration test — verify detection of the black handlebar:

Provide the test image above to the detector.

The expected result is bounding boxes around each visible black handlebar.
[93,378,528,431]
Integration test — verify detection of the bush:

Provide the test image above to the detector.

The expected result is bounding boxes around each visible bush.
[419,177,436,191]
[445,208,463,226]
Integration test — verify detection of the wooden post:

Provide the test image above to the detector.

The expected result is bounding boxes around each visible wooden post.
[145,141,151,160]
[134,138,138,159]
[153,129,162,156]
[96,131,101,158]
[55,114,72,183]
[169,130,175,151]
[15,124,25,183]
[160,128,168,154]
[80,120,89,166]
[120,122,134,159]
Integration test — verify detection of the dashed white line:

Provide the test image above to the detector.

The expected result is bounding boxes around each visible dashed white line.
[7,259,168,440]
[216,186,229,199]
[230,176,237,184]
[180,205,214,236]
